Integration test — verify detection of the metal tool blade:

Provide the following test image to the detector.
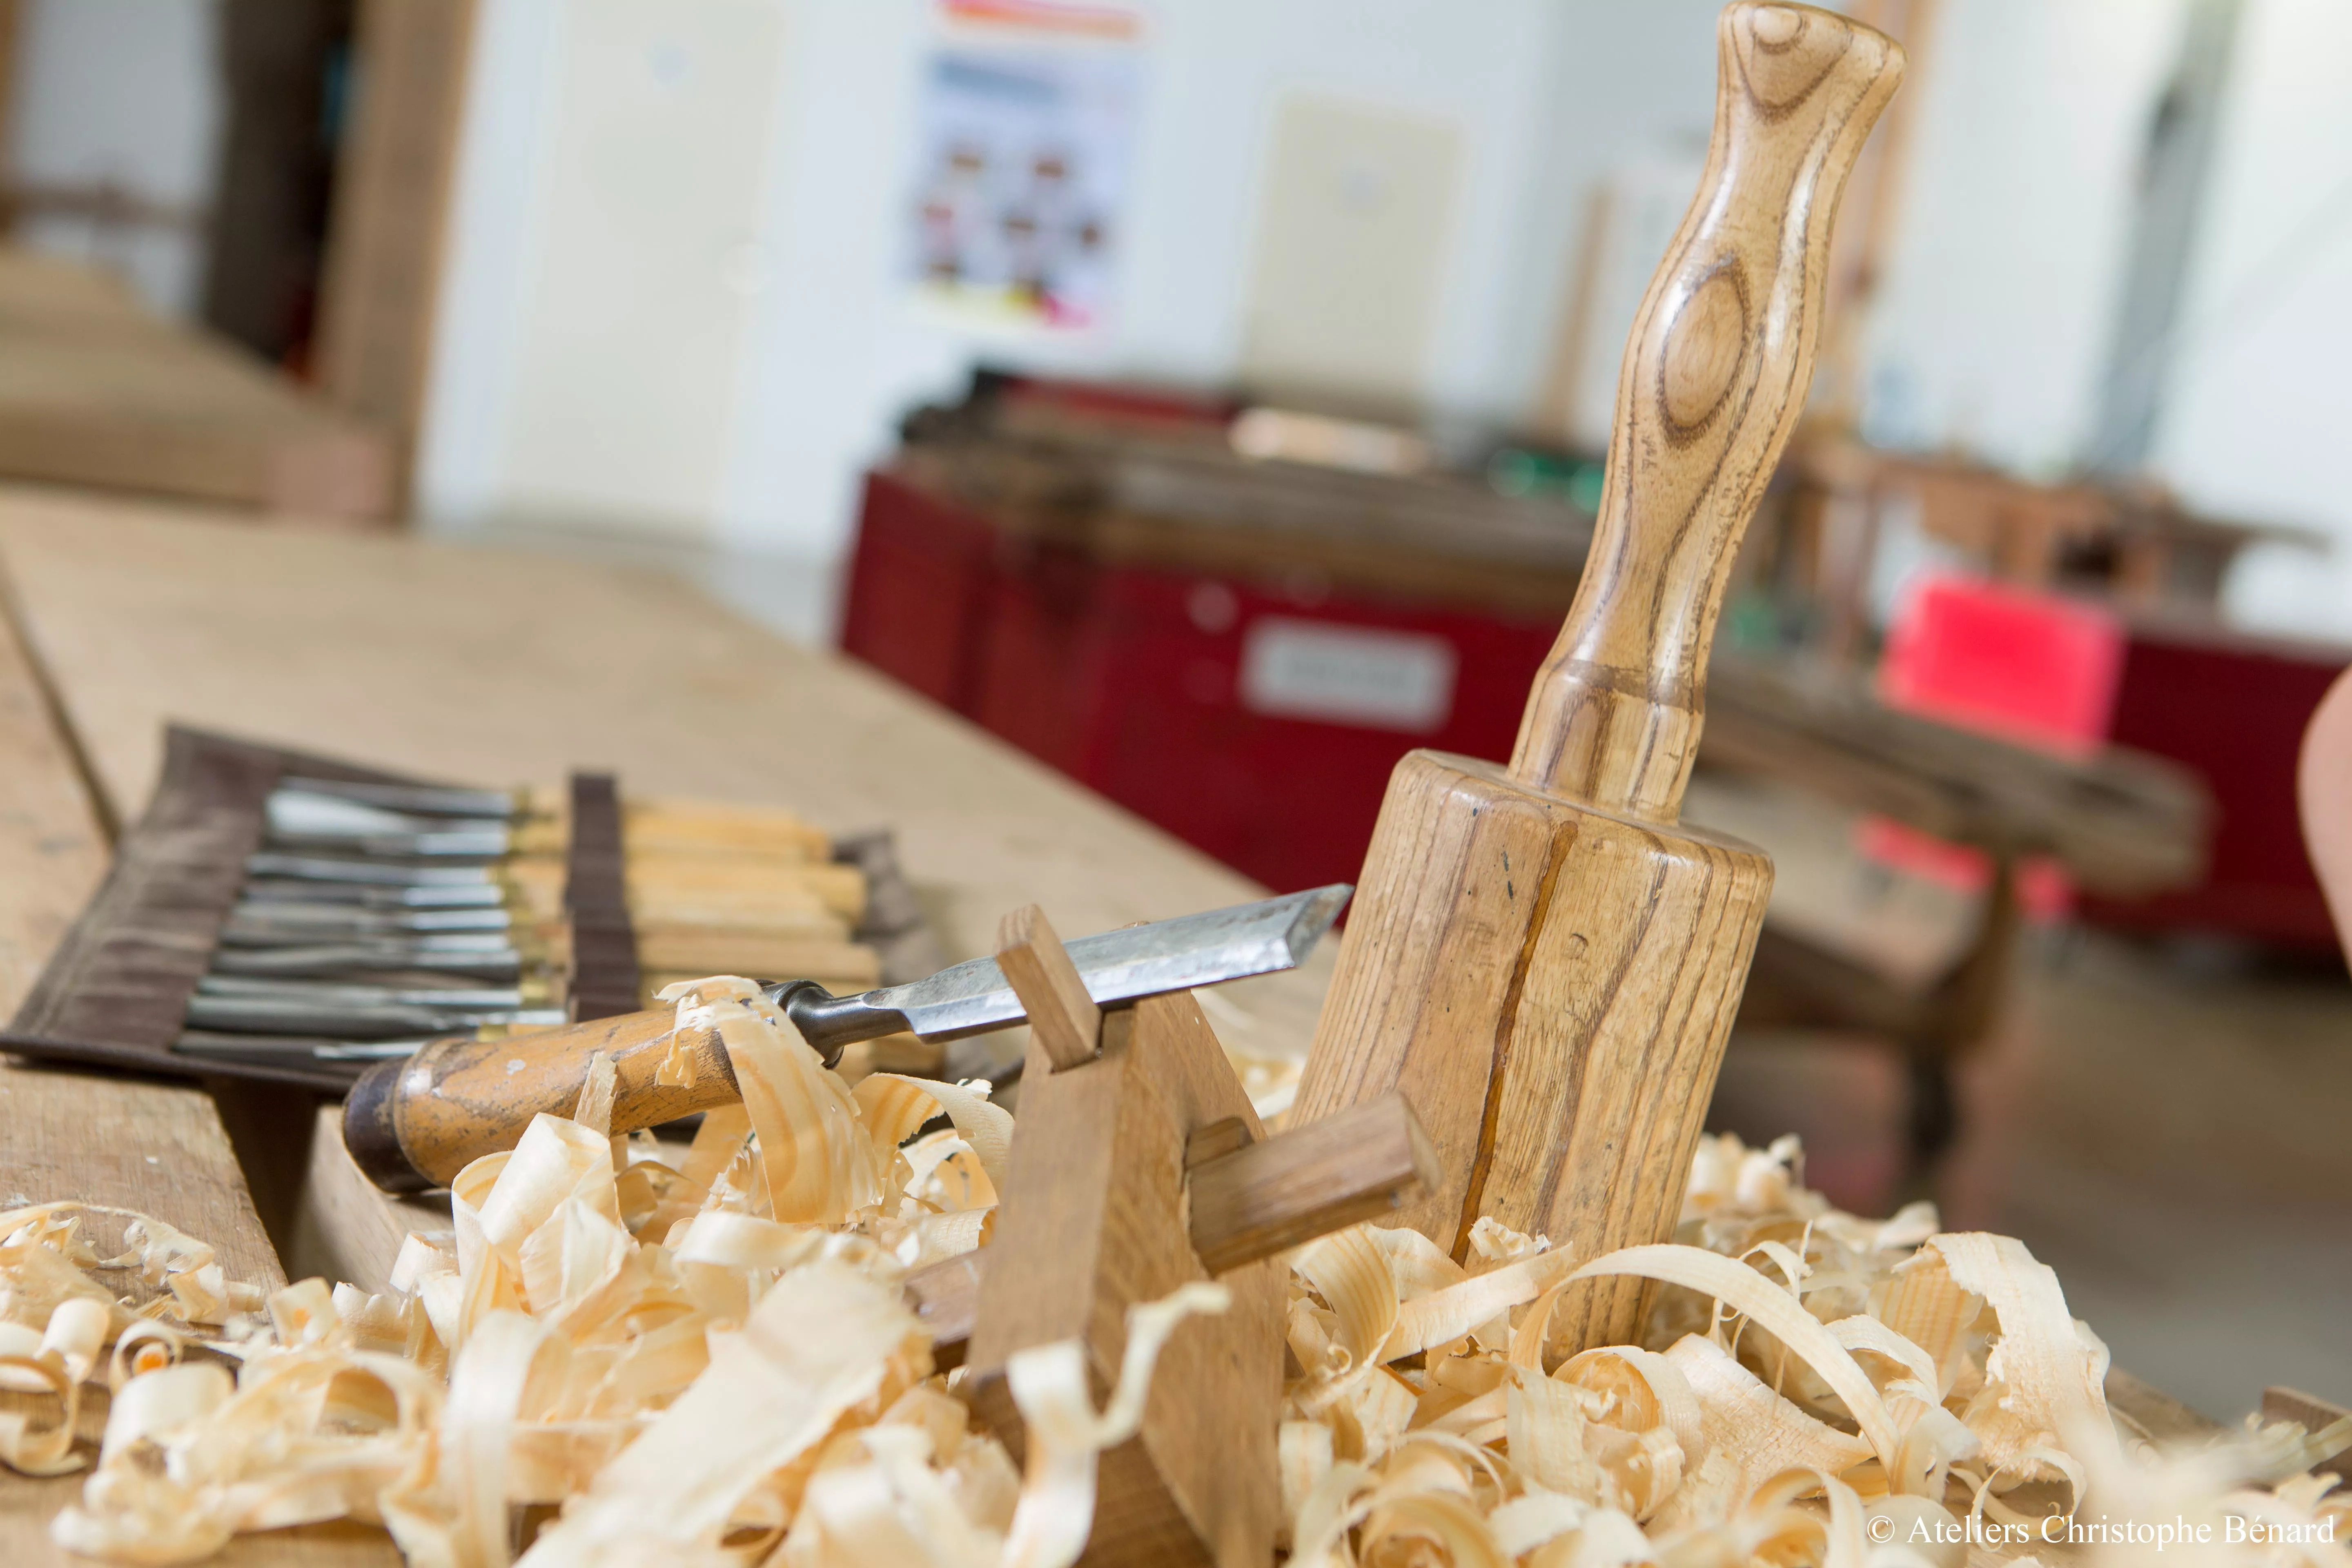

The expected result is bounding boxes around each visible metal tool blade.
[185,995,563,1038]
[241,878,508,909]
[219,918,510,950]
[266,829,509,859]
[207,943,523,980]
[246,853,497,888]
[175,1031,441,1065]
[225,902,512,936]
[279,775,517,820]
[197,976,526,1008]
[780,883,1350,1059]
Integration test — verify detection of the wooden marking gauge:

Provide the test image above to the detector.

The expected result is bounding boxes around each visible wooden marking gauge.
[1292,2,1904,1351]
[956,906,1436,1568]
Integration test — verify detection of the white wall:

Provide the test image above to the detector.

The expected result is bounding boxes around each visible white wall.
[421,0,2352,650]
[2155,0,2352,641]
[420,0,1660,557]
[4,0,223,317]
[1859,0,2190,475]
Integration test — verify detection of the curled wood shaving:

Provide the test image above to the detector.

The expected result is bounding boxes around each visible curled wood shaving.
[1274,1133,2350,1565]
[8,978,1207,1567]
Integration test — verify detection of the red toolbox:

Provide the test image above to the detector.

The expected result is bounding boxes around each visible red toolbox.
[840,450,1586,895]
[843,383,2342,954]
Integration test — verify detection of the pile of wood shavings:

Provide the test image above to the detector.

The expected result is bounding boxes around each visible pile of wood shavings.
[1,976,1225,1566]
[1274,1134,2352,1566]
[3,976,2345,1566]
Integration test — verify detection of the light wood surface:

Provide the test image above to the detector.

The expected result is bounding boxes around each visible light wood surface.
[288,1104,448,1297]
[0,588,398,1564]
[0,487,1326,1066]
[0,247,392,521]
[995,902,1103,1070]
[966,991,1282,1568]
[1293,3,1899,1352]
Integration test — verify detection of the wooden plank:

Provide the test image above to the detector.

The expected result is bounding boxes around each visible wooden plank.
[2262,1388,2350,1483]
[316,0,478,486]
[0,590,398,1564]
[0,248,392,521]
[287,1102,450,1298]
[0,486,1332,1070]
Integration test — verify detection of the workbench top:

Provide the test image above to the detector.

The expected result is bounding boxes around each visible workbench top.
[0,485,2219,1564]
[0,484,1328,1064]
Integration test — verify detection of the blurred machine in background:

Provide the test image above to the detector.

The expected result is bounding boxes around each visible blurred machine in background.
[846,372,1584,895]
[841,371,2239,1167]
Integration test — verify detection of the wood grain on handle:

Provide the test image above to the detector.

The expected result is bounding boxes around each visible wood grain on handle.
[343,1005,737,1190]
[1510,3,1903,822]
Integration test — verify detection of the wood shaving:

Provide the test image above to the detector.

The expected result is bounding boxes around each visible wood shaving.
[5,979,1214,1567]
[7,1002,2345,1565]
[1274,1134,2349,1566]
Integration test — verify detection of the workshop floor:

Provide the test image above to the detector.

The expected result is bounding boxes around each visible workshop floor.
[1712,933,2352,1424]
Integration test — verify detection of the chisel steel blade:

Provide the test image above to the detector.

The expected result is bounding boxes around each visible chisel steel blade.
[197,976,526,1008]
[782,883,1350,1056]
[176,1031,442,1063]
[207,944,523,979]
[246,853,496,888]
[225,902,512,936]
[241,878,507,909]
[279,776,517,820]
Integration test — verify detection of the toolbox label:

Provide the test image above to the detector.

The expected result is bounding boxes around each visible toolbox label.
[1238,618,1456,732]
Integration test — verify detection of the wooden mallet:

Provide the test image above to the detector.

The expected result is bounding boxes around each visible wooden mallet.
[1291,2,1904,1353]
[947,906,1436,1568]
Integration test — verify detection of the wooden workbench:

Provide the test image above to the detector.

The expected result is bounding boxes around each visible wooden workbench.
[0,486,1324,1057]
[0,521,397,1563]
[0,484,2217,1560]
[0,250,392,522]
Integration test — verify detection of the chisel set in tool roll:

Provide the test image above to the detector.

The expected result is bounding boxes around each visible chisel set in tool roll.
[169,771,915,1082]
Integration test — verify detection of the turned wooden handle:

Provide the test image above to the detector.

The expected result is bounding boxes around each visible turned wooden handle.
[344,1006,737,1191]
[1510,2,1902,821]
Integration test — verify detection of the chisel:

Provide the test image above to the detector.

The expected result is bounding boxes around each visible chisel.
[219,902,514,939]
[344,884,1351,1191]
[208,942,525,980]
[1289,3,1902,1352]
[187,987,564,1037]
[241,877,508,909]
[176,1031,435,1065]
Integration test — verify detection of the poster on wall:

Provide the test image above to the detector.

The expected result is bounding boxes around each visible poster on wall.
[908,2,1146,332]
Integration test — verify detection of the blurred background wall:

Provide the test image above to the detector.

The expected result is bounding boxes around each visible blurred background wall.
[6,0,2349,636]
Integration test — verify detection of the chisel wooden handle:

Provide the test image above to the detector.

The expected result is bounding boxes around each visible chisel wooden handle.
[344,1007,737,1191]
[1511,2,1904,822]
